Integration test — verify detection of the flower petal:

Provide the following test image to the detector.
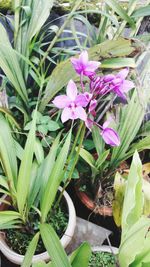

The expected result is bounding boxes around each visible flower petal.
[89,99,97,112]
[113,86,127,100]
[85,118,94,130]
[75,106,87,121]
[53,95,70,109]
[84,61,101,76]
[101,127,120,147]
[79,51,89,66]
[61,107,72,123]
[67,80,78,100]
[75,94,89,107]
[121,80,134,93]
[117,68,129,79]
[71,58,82,75]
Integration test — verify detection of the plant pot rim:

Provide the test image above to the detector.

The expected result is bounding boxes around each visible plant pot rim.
[0,186,76,265]
[75,186,113,216]
[92,245,118,255]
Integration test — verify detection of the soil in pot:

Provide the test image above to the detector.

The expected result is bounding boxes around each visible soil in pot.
[88,251,117,267]
[3,196,68,255]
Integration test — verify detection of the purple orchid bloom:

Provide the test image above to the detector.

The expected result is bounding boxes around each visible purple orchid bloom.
[53,80,89,123]
[71,51,101,77]
[111,68,134,100]
[101,120,120,147]
[90,68,134,100]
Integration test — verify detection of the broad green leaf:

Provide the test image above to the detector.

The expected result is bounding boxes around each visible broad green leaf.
[40,224,71,267]
[17,110,37,215]
[92,125,104,156]
[28,133,60,208]
[32,262,47,267]
[121,151,144,241]
[34,138,44,165]
[21,232,40,267]
[0,211,21,228]
[70,242,92,267]
[132,5,150,18]
[0,113,17,191]
[78,148,96,169]
[112,172,126,227]
[119,216,150,267]
[41,130,71,222]
[101,58,136,69]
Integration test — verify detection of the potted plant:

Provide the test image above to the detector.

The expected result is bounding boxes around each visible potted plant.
[23,150,150,267]
[0,109,76,265]
[78,151,150,267]
[52,49,150,216]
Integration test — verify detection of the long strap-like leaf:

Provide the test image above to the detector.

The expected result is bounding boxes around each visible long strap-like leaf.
[17,110,37,217]
[40,223,71,267]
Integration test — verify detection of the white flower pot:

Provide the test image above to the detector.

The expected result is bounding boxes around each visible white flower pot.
[92,245,118,254]
[0,187,76,265]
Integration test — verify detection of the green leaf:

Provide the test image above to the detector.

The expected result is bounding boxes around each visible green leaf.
[121,151,144,241]
[21,232,40,267]
[132,5,150,18]
[101,58,136,69]
[0,24,28,105]
[70,242,92,267]
[78,148,96,169]
[95,150,110,169]
[92,125,104,157]
[105,0,135,29]
[28,134,60,208]
[0,211,21,228]
[40,224,71,267]
[41,130,71,222]
[111,89,147,167]
[34,138,44,165]
[0,113,17,191]
[119,216,150,267]
[17,110,37,215]
[47,120,60,132]
[112,172,126,227]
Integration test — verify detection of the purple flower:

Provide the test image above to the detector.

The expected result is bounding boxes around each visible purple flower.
[101,120,120,147]
[90,69,134,100]
[53,80,88,123]
[71,51,101,77]
[111,68,134,100]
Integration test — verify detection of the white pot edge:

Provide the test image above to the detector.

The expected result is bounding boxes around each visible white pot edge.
[0,187,76,265]
[92,245,118,255]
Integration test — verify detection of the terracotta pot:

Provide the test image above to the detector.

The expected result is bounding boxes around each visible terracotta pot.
[75,186,113,216]
[0,187,76,265]
[75,160,130,217]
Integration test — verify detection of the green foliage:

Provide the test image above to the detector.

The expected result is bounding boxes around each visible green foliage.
[88,251,116,267]
[118,151,150,267]
[0,110,72,231]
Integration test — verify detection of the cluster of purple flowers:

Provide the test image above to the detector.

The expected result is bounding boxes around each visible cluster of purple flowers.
[53,51,134,147]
